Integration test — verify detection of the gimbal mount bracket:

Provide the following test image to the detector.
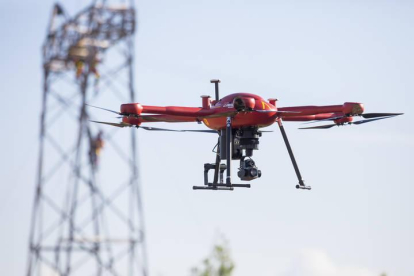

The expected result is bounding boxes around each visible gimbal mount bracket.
[193,117,251,191]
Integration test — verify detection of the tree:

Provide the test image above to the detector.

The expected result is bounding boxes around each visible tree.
[190,237,235,276]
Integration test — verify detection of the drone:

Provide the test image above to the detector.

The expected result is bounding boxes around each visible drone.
[89,79,403,191]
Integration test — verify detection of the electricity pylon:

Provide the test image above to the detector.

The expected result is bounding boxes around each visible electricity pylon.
[27,1,148,275]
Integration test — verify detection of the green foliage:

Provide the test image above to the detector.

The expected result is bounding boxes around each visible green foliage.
[190,238,235,276]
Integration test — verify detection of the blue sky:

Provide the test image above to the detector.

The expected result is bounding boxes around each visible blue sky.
[0,0,413,275]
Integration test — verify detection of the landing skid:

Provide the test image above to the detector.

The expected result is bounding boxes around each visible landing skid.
[193,161,250,191]
[194,117,312,191]
[193,162,250,191]
[193,117,251,191]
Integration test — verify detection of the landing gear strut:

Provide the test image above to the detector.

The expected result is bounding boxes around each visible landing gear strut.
[193,117,251,191]
[277,119,311,190]
[194,117,310,191]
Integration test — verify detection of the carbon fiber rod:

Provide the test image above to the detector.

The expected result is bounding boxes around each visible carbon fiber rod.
[226,117,232,185]
[277,120,311,190]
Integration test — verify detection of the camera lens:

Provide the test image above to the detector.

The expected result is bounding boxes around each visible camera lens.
[249,168,258,177]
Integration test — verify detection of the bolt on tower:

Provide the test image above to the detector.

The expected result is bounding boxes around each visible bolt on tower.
[27,1,147,275]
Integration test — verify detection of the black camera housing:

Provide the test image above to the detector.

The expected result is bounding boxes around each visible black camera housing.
[238,157,262,181]
[220,127,262,160]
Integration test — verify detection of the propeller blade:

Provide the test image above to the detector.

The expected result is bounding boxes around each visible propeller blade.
[139,126,217,133]
[86,104,121,115]
[299,124,337,129]
[361,113,403,119]
[303,112,403,124]
[90,120,133,128]
[91,121,217,133]
[352,115,398,125]
[300,115,399,129]
[116,115,187,122]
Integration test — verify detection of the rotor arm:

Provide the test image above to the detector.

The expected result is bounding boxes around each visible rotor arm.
[278,105,342,116]
[140,105,206,116]
[125,114,198,124]
[278,102,364,117]
[281,113,339,122]
[118,103,239,124]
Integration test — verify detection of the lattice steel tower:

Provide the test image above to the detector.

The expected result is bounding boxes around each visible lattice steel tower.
[27,1,147,275]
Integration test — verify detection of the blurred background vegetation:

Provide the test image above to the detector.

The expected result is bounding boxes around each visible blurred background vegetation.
[190,236,235,276]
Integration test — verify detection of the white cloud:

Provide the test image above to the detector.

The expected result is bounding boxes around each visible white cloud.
[280,249,378,276]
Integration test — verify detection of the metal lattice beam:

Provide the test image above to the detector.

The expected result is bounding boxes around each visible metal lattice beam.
[27,1,147,275]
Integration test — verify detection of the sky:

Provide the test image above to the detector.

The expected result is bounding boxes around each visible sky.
[0,0,413,275]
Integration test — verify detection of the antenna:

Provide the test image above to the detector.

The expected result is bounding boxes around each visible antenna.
[210,79,221,101]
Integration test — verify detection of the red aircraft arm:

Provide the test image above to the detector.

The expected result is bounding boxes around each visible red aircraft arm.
[88,93,401,130]
[118,98,370,129]
[278,102,364,119]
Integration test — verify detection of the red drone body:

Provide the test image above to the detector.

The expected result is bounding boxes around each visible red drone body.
[119,92,365,130]
[90,79,402,191]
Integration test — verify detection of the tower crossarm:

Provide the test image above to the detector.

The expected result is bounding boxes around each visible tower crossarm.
[43,4,135,71]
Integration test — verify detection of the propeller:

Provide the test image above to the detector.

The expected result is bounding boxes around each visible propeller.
[351,116,400,125]
[87,104,121,115]
[360,112,403,119]
[91,120,272,134]
[299,115,400,130]
[91,120,217,133]
[299,124,336,130]
[90,120,132,127]
[139,126,217,133]
[117,115,193,122]
[86,104,140,118]
[304,112,403,124]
